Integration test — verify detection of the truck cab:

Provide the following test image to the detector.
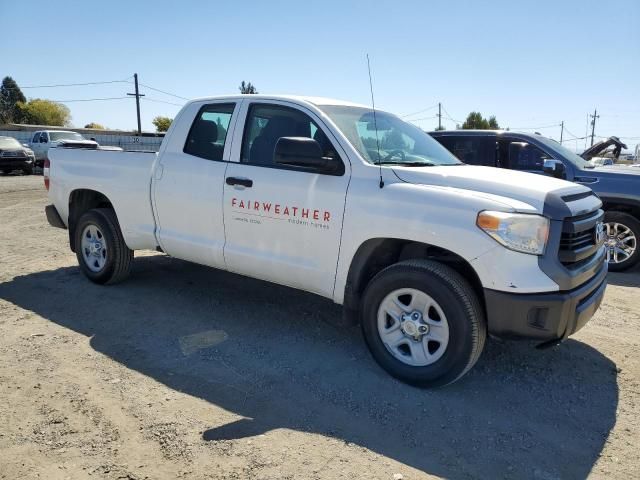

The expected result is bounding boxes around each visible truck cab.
[430,130,640,271]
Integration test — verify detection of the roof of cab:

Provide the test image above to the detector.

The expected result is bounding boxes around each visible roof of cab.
[188,94,370,109]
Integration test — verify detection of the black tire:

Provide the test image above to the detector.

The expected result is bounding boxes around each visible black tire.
[2,170,11,175]
[22,166,34,175]
[361,260,486,388]
[74,208,133,284]
[604,211,640,272]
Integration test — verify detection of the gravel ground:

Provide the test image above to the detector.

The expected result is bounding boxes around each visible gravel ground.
[0,175,638,480]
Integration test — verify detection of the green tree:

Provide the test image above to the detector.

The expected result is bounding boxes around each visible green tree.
[84,122,105,129]
[152,116,173,132]
[0,76,26,124]
[17,99,71,126]
[461,111,500,130]
[239,81,258,94]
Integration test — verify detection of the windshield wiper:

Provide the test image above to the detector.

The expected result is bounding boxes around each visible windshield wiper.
[378,161,435,167]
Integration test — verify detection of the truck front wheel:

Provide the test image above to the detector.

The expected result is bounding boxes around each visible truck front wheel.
[604,211,639,272]
[74,208,133,284]
[361,260,486,388]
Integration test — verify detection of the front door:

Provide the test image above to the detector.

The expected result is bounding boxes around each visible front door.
[152,102,237,268]
[222,101,350,298]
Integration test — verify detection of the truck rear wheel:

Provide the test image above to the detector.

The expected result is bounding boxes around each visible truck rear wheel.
[361,260,486,388]
[74,208,133,284]
[604,211,639,272]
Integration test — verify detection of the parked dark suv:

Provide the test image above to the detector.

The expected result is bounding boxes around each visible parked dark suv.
[430,130,640,271]
[0,136,36,175]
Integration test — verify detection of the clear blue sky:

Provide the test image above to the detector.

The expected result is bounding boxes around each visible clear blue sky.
[3,0,639,151]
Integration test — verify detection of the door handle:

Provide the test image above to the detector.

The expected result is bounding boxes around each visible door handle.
[225,177,253,188]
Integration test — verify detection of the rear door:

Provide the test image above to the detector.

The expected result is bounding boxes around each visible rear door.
[152,101,238,268]
[222,100,350,297]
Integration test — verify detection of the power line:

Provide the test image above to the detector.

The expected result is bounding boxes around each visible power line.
[407,115,439,122]
[50,96,131,103]
[142,97,184,107]
[13,78,132,89]
[400,104,438,118]
[510,123,561,130]
[440,105,462,124]
[137,82,189,100]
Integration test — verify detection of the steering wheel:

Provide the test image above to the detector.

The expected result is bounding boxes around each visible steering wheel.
[382,150,406,162]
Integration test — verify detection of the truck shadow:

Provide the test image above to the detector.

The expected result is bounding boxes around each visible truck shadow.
[607,266,640,287]
[0,255,618,479]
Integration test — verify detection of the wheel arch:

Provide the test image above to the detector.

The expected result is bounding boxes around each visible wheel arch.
[68,189,115,252]
[342,238,485,323]
[601,197,640,220]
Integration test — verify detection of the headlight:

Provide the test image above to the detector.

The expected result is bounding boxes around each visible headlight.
[477,211,549,255]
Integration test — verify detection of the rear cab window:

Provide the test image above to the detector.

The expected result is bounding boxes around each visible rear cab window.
[183,103,235,161]
[434,135,496,166]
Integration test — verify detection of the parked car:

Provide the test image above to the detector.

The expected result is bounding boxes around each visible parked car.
[0,136,36,175]
[44,95,606,387]
[588,157,614,167]
[28,130,97,167]
[430,130,640,271]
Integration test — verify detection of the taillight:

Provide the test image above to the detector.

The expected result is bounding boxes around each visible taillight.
[43,158,50,191]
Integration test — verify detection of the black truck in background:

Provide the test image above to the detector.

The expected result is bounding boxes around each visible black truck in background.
[430,130,640,271]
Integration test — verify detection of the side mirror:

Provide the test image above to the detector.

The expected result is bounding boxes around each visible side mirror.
[274,137,338,173]
[543,159,566,178]
[22,143,29,148]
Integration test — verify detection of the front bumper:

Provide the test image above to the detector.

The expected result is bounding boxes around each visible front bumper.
[484,262,607,342]
[0,158,33,169]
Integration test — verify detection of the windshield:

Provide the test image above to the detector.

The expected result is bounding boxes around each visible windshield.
[534,135,592,169]
[318,105,461,166]
[49,131,85,142]
[0,137,22,149]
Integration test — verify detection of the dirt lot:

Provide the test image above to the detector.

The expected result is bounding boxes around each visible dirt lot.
[0,175,638,480]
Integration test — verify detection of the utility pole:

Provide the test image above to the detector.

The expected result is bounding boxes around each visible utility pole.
[127,73,145,135]
[560,121,564,143]
[438,102,442,130]
[589,109,599,146]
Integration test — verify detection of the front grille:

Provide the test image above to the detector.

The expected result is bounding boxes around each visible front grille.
[559,209,603,268]
[1,150,27,158]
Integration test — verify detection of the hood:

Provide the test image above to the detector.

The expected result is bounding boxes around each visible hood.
[53,139,99,149]
[586,165,640,176]
[392,164,590,213]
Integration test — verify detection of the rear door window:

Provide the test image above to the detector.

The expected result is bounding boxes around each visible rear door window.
[183,103,235,161]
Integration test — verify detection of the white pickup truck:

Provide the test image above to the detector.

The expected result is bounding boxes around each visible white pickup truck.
[45,95,607,387]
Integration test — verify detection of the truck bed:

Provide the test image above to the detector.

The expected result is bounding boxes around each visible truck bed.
[48,147,159,250]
